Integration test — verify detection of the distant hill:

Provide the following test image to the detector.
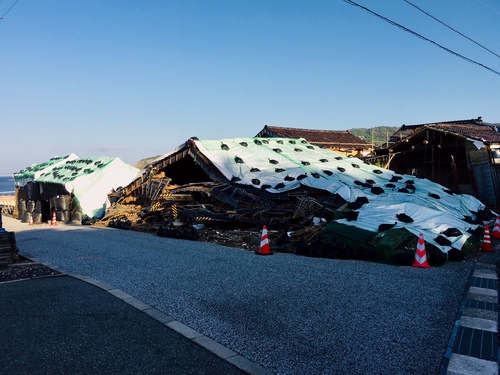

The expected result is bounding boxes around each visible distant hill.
[349,126,399,147]
[134,155,160,170]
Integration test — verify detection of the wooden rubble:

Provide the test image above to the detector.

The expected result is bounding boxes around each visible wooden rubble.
[101,172,344,250]
[0,231,19,264]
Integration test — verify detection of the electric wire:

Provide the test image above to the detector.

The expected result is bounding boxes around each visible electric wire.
[1,0,19,19]
[342,0,500,77]
[403,0,500,59]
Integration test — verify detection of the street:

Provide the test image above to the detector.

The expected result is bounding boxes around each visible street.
[6,217,472,374]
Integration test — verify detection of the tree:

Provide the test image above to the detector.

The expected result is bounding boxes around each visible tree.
[349,127,399,147]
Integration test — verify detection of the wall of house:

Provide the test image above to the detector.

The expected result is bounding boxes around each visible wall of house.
[325,147,365,158]
[388,130,473,194]
[490,167,500,208]
[470,147,500,207]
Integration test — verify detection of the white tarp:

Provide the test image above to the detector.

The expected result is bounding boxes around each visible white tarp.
[195,137,484,253]
[36,156,139,218]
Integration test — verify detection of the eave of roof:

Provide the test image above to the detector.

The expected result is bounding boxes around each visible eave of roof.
[384,118,500,150]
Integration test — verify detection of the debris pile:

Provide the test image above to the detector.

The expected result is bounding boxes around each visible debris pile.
[99,137,492,265]
[101,180,339,246]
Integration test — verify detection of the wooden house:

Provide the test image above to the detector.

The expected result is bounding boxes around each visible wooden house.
[255,125,371,157]
[375,117,500,207]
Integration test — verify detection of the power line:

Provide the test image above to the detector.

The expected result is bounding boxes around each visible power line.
[1,0,19,19]
[342,0,500,77]
[403,0,500,59]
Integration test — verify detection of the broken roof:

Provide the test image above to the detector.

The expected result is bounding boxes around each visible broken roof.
[256,125,370,149]
[133,137,485,253]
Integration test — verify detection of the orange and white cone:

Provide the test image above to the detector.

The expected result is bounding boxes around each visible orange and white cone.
[50,211,58,226]
[28,213,34,226]
[492,217,500,239]
[255,225,272,255]
[412,233,430,268]
[482,225,493,252]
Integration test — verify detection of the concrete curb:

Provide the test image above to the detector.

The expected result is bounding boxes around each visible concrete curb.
[441,260,499,375]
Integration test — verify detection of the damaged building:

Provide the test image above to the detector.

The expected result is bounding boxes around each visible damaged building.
[107,136,489,265]
[13,155,139,223]
[376,117,500,208]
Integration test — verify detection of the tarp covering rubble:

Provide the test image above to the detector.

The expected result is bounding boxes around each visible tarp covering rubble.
[17,156,139,218]
[13,154,79,187]
[36,156,139,218]
[181,137,485,254]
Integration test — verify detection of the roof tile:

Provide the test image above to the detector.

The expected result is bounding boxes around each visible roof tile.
[257,125,370,148]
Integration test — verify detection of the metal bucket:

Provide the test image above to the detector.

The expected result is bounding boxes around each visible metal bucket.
[26,200,35,213]
[56,210,70,223]
[18,200,26,219]
[50,195,69,211]
[32,212,43,223]
[71,211,82,222]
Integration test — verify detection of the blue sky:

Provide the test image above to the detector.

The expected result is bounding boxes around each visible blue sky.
[1,0,499,175]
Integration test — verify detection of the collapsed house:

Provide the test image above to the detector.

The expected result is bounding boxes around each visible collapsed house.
[13,154,79,201]
[109,137,489,264]
[13,156,139,222]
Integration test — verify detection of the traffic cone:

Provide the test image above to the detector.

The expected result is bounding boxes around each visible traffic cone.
[255,225,272,255]
[50,211,58,226]
[412,233,430,268]
[482,225,493,252]
[28,213,34,226]
[492,217,500,239]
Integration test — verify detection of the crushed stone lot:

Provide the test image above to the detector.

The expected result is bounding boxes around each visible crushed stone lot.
[7,217,473,375]
[0,256,61,282]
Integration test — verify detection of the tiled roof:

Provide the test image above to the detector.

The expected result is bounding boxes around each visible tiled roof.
[393,118,500,144]
[425,123,500,143]
[256,125,370,148]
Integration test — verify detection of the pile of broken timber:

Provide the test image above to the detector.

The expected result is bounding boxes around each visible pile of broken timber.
[0,231,19,264]
[105,177,344,234]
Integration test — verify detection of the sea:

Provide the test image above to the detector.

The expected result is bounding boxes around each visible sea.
[0,176,15,196]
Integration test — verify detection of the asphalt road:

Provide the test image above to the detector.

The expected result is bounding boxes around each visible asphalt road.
[5,218,472,374]
[1,275,245,375]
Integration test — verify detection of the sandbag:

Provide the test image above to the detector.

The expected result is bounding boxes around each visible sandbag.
[434,235,452,247]
[378,222,396,232]
[371,187,385,195]
[347,211,359,221]
[356,197,369,204]
[397,213,414,223]
[442,228,462,237]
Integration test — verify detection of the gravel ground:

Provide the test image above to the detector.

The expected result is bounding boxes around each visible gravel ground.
[0,258,61,282]
[5,216,473,375]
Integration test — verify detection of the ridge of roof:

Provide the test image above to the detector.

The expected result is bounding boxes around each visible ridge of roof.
[264,125,351,134]
[400,117,484,129]
[258,125,370,147]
